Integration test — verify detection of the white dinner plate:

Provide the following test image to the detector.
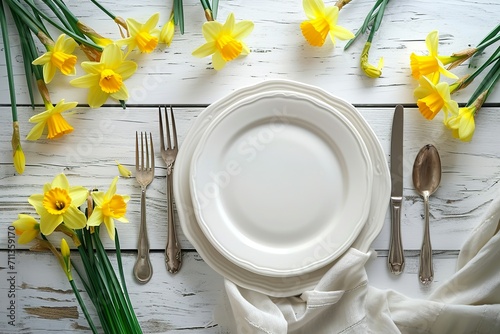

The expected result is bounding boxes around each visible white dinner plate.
[190,91,373,276]
[173,79,391,297]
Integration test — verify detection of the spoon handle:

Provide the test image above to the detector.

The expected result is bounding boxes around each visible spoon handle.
[419,194,433,285]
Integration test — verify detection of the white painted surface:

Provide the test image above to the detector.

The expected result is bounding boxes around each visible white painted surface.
[0,0,499,332]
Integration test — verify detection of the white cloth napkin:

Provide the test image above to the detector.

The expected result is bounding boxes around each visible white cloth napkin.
[217,191,500,333]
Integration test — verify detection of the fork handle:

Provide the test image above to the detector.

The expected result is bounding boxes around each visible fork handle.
[166,172,182,274]
[133,189,153,283]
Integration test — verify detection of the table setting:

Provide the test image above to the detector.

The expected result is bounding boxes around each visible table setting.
[1,0,500,333]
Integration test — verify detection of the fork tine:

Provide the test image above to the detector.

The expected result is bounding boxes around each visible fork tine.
[145,132,150,170]
[135,131,139,171]
[170,106,178,149]
[163,106,171,149]
[141,131,145,171]
[158,106,165,151]
[149,132,155,170]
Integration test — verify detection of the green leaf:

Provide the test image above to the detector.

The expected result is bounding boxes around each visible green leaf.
[174,0,184,34]
[212,0,219,19]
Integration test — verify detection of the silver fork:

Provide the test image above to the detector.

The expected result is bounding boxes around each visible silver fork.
[133,131,154,283]
[159,106,181,273]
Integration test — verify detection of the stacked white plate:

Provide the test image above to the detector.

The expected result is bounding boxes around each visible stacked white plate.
[173,80,390,297]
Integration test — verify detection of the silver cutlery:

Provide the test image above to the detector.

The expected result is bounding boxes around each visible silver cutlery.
[159,106,182,274]
[133,131,154,283]
[388,105,405,275]
[412,144,442,285]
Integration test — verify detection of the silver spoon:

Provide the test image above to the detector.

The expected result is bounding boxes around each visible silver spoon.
[412,144,441,285]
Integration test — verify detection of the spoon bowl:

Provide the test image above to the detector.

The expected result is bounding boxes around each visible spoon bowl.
[412,144,442,285]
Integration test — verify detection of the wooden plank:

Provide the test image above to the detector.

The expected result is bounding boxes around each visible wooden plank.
[0,0,498,105]
[0,250,459,332]
[1,106,499,252]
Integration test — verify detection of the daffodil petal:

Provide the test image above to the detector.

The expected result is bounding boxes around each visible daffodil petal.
[12,214,37,230]
[88,86,109,108]
[126,18,142,36]
[212,52,227,70]
[110,84,129,101]
[28,193,45,213]
[70,73,99,88]
[330,25,355,41]
[62,205,87,229]
[80,62,104,75]
[426,30,439,56]
[101,44,123,69]
[222,13,235,34]
[303,0,325,20]
[103,216,116,240]
[104,177,118,199]
[117,216,129,223]
[116,61,138,80]
[40,212,64,235]
[87,207,104,226]
[32,53,52,65]
[43,63,57,84]
[52,173,70,190]
[26,121,46,141]
[192,41,217,58]
[69,186,89,207]
[202,21,222,41]
[233,21,254,40]
[143,13,160,31]
[91,192,105,208]
[61,36,78,52]
[18,230,39,244]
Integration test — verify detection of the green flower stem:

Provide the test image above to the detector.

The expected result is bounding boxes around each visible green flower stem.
[40,0,73,32]
[47,0,87,39]
[93,230,141,333]
[467,58,500,106]
[69,279,99,334]
[476,34,500,52]
[457,46,500,92]
[22,0,103,51]
[174,0,184,34]
[344,0,386,50]
[212,0,219,19]
[115,230,142,332]
[0,0,19,122]
[89,0,116,20]
[200,0,213,21]
[4,0,46,38]
[367,0,389,44]
[475,24,499,53]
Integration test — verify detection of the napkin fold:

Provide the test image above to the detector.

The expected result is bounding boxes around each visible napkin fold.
[218,191,500,333]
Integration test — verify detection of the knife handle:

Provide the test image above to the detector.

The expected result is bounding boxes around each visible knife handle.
[388,197,405,275]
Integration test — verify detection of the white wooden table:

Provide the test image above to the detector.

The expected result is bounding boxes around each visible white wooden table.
[1,0,499,332]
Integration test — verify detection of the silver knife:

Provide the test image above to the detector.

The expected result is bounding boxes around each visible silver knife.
[388,105,405,275]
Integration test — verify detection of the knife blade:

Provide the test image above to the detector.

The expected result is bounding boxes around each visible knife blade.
[388,105,405,275]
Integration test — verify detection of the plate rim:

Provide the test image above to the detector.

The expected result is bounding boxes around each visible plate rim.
[173,79,391,297]
[189,90,373,277]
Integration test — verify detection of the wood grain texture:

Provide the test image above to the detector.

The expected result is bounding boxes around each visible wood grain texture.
[0,0,499,105]
[0,0,499,332]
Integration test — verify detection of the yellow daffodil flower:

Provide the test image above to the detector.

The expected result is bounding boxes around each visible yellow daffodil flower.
[445,105,476,142]
[60,238,72,280]
[414,75,458,121]
[32,34,78,84]
[12,121,25,174]
[115,160,132,178]
[76,21,114,47]
[87,177,130,240]
[28,174,88,235]
[70,44,138,108]
[410,30,459,83]
[300,0,354,47]
[160,12,175,46]
[26,100,77,140]
[192,12,254,70]
[116,13,160,53]
[12,214,40,244]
